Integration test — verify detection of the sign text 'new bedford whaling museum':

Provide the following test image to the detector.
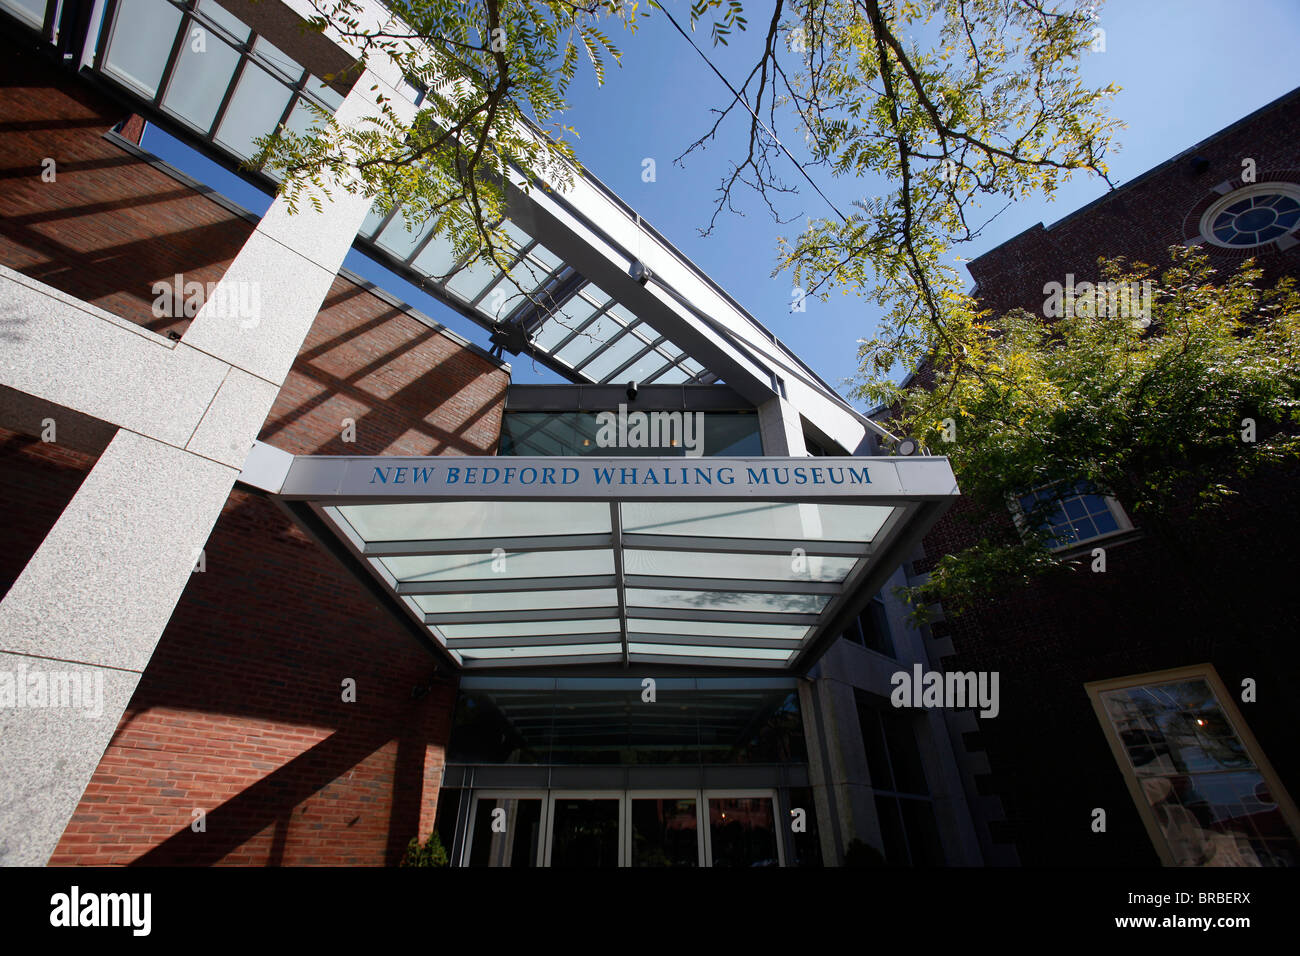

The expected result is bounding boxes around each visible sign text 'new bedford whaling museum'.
[275,456,960,501]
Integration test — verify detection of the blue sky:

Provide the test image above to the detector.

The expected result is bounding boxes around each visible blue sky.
[146,0,1300,402]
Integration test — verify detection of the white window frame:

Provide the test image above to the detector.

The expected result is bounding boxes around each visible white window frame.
[1007,480,1134,554]
[1198,182,1300,250]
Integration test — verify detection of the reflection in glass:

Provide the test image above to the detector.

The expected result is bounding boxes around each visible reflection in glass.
[550,799,620,867]
[708,797,779,867]
[632,799,698,867]
[1103,677,1300,866]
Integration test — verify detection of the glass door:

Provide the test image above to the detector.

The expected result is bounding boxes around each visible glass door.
[703,791,784,867]
[627,793,703,867]
[545,793,622,867]
[460,789,786,866]
[463,794,545,867]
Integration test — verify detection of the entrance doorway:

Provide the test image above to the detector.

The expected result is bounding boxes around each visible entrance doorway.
[460,790,784,867]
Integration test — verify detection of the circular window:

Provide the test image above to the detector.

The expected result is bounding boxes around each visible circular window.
[1199,183,1300,248]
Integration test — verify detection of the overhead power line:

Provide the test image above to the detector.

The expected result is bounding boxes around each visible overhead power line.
[648,0,849,224]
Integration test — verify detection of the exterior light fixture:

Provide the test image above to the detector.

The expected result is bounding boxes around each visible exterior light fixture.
[628,260,652,285]
[626,380,638,401]
[894,436,922,457]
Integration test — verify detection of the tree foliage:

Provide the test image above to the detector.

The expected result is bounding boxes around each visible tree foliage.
[892,248,1300,619]
[258,0,635,295]
[256,0,1119,354]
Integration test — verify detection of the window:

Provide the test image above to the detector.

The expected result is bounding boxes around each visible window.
[1199,183,1300,249]
[855,690,944,865]
[842,591,894,658]
[1087,666,1300,867]
[1010,480,1131,550]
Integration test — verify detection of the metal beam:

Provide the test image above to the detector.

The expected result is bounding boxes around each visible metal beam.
[611,501,629,667]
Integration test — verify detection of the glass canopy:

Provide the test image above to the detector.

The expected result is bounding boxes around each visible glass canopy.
[73,0,716,386]
[354,208,707,385]
[280,454,958,673]
[97,0,344,169]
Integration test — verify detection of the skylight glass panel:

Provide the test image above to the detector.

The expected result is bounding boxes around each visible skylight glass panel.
[215,62,294,159]
[375,211,435,260]
[440,620,620,639]
[1,0,49,29]
[531,294,603,352]
[627,619,810,641]
[615,345,677,385]
[624,549,856,583]
[305,76,345,112]
[458,644,623,661]
[629,644,792,661]
[622,502,893,543]
[411,232,460,277]
[413,589,619,615]
[162,34,240,132]
[252,35,303,82]
[626,588,829,615]
[333,501,611,543]
[555,319,619,368]
[104,0,184,97]
[197,0,250,42]
[581,332,645,380]
[378,548,614,582]
[647,362,690,384]
[358,205,388,239]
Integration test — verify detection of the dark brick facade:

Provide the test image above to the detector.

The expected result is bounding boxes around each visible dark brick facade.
[1,34,509,865]
[923,87,1300,866]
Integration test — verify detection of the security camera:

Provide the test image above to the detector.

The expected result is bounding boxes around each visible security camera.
[628,260,652,285]
[626,381,638,401]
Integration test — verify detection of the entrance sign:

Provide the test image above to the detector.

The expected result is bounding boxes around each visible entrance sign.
[277,455,958,501]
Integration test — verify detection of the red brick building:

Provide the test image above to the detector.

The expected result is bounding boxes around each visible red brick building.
[915,87,1300,867]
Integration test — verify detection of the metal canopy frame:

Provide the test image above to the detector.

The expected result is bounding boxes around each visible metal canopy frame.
[34,0,887,450]
[274,454,957,676]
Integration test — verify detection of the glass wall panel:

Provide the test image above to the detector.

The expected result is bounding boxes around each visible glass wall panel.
[449,680,806,766]
[498,410,762,458]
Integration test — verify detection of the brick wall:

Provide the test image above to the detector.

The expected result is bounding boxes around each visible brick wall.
[968,88,1300,316]
[1,35,509,865]
[919,88,1300,866]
